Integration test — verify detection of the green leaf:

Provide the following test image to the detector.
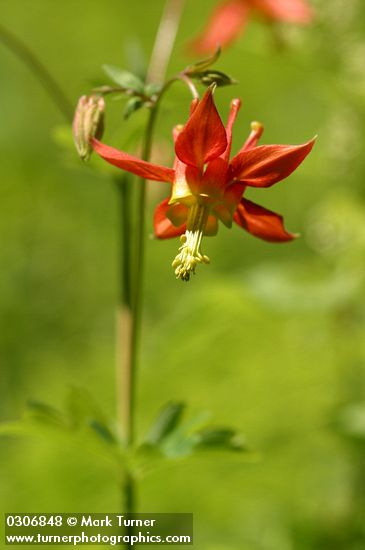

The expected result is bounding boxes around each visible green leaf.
[102,65,144,93]
[185,46,221,76]
[132,405,251,476]
[124,97,144,120]
[195,428,246,451]
[160,432,197,458]
[145,402,185,445]
[160,425,246,459]
[88,419,117,445]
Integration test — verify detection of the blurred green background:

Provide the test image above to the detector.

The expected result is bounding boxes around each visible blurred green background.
[2,0,365,548]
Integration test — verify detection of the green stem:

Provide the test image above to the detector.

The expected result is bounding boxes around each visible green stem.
[0,23,73,122]
[119,108,159,550]
[116,106,159,550]
[130,105,159,436]
[116,106,159,450]
[123,472,136,542]
[117,1,186,545]
[115,176,135,548]
[115,175,133,438]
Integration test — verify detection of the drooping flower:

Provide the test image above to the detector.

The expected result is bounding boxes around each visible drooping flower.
[92,88,315,281]
[191,0,314,54]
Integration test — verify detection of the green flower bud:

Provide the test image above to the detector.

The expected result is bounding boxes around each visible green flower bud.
[197,70,237,88]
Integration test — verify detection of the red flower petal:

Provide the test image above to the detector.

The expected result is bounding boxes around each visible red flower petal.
[197,99,240,198]
[230,138,315,188]
[254,0,313,24]
[223,98,241,161]
[170,159,202,204]
[166,202,189,226]
[175,88,227,169]
[92,139,174,183]
[153,199,187,240]
[223,181,246,213]
[191,0,250,54]
[213,203,233,227]
[234,198,296,242]
[201,157,229,198]
[204,214,219,236]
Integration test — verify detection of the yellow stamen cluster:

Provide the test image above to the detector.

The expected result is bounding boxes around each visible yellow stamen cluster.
[172,203,210,281]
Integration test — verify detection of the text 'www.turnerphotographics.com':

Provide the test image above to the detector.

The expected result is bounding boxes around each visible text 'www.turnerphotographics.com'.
[5,513,193,546]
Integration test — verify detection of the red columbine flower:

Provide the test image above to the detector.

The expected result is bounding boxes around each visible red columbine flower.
[92,88,315,281]
[191,0,313,54]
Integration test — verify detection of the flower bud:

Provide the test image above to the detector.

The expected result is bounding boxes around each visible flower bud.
[72,95,105,161]
[198,70,237,87]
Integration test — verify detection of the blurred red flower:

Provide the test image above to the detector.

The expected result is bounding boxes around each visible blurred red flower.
[191,0,313,54]
[92,88,315,280]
